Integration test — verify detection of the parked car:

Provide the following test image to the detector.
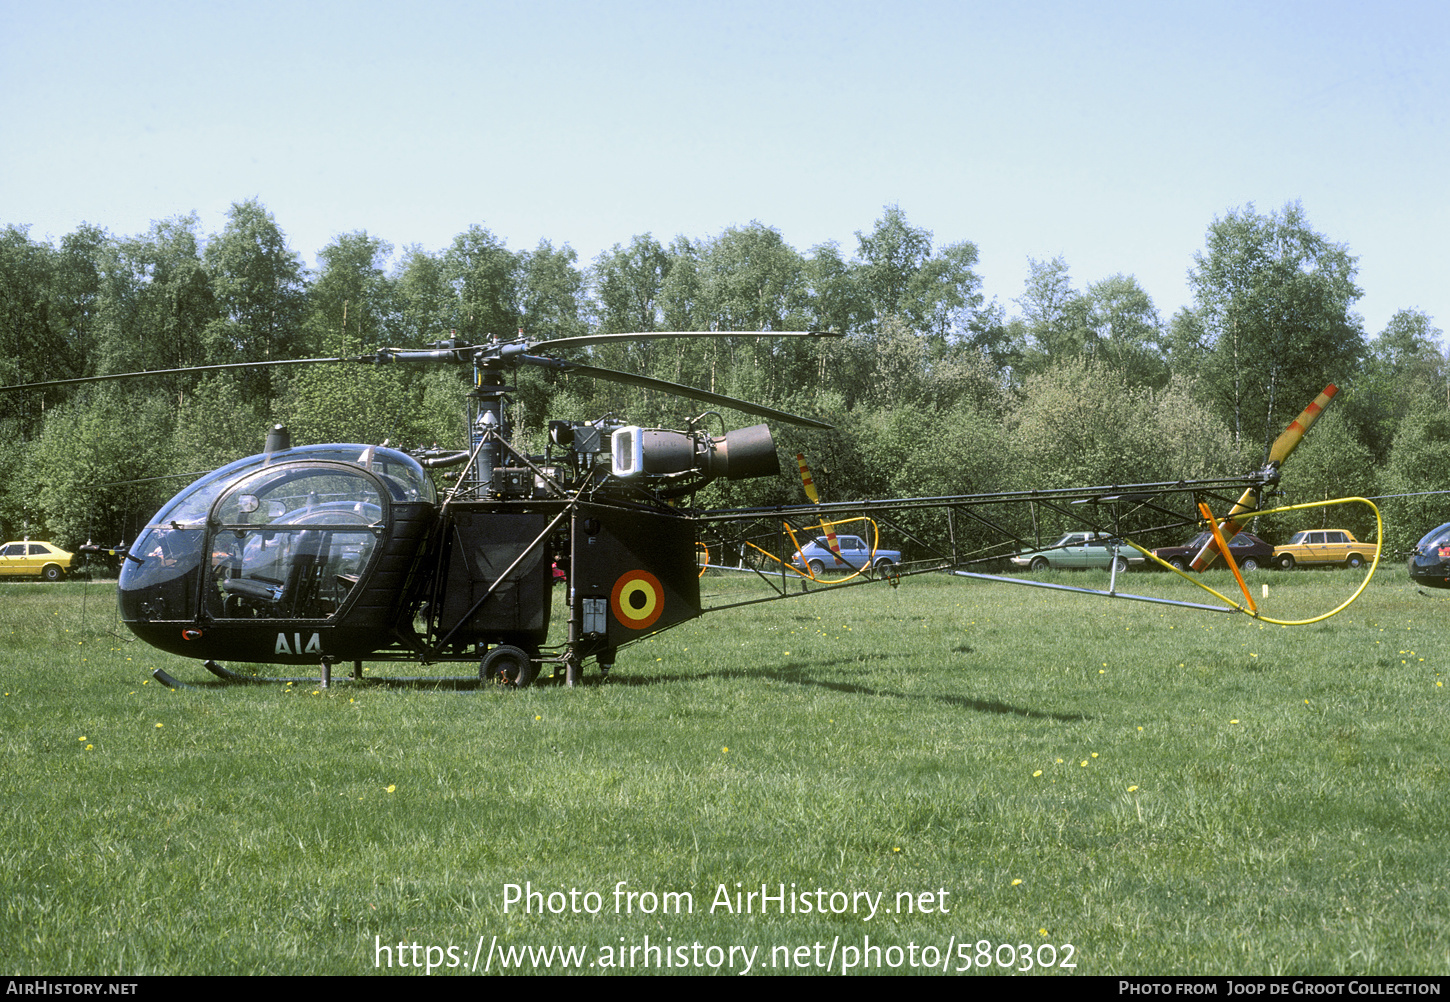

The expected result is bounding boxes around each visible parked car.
[1406,522,1450,588]
[791,534,902,576]
[1272,529,1377,570]
[1150,531,1274,572]
[1009,531,1144,572]
[0,540,74,581]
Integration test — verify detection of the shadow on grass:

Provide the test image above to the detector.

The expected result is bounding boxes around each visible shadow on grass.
[592,657,1087,721]
[151,645,1086,721]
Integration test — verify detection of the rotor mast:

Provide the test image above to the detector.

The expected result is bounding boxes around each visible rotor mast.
[466,337,512,497]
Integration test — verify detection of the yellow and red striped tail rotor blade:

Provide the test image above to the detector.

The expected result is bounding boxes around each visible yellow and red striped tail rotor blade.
[1267,384,1338,466]
[795,453,820,504]
[795,452,843,569]
[1190,384,1339,572]
[825,525,844,565]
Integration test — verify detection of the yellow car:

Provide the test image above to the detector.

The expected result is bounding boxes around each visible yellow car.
[0,540,75,581]
[1272,529,1377,570]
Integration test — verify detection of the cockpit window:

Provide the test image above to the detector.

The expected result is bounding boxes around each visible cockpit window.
[208,465,385,620]
[120,446,430,624]
[144,444,434,530]
[1416,523,1450,554]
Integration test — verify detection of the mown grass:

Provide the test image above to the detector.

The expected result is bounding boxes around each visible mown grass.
[2,564,1447,975]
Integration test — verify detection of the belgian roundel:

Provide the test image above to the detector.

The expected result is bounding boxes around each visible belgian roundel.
[611,570,665,630]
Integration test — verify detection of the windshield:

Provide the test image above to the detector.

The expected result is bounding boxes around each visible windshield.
[1416,523,1450,552]
[207,465,386,620]
[144,444,434,529]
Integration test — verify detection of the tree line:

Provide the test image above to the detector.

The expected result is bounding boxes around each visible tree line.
[1,200,1444,554]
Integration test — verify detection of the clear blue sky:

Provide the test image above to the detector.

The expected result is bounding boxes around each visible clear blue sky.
[3,0,1445,340]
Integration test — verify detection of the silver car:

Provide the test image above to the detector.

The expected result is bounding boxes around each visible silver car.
[1009,532,1143,572]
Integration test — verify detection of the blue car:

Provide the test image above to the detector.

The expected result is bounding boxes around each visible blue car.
[791,534,902,577]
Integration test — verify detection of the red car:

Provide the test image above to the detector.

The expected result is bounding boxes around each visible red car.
[1150,531,1274,572]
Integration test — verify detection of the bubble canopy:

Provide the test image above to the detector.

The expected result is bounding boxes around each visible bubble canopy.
[119,445,435,624]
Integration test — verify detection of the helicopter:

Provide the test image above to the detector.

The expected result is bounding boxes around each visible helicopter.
[1,333,1376,688]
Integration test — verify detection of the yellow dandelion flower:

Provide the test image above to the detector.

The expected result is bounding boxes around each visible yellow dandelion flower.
[1039,928,1048,936]
[1230,719,1239,724]
[1080,760,1088,767]
[85,744,93,751]
[1011,879,1022,886]
[1033,770,1043,777]
[1091,752,1099,758]
[78,736,86,742]
[386,785,396,793]
[1128,786,1138,792]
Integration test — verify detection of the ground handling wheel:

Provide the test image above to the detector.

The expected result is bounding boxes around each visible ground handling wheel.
[481,644,539,688]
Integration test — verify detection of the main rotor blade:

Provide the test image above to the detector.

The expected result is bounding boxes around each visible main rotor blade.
[535,330,842,353]
[554,361,833,429]
[0,356,366,394]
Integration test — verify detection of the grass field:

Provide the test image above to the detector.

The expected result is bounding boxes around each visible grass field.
[2,564,1447,976]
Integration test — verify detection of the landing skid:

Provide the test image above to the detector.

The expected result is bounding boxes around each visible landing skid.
[148,655,589,689]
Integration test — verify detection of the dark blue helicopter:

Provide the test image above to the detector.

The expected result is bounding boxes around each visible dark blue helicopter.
[60,331,834,686]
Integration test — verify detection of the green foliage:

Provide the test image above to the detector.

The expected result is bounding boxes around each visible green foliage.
[1184,202,1365,460]
[21,388,177,545]
[0,226,73,397]
[1011,358,1234,494]
[1377,398,1450,553]
[1015,255,1089,367]
[172,375,268,473]
[203,199,307,371]
[1346,309,1447,462]
[273,361,434,450]
[1084,273,1169,389]
[591,234,671,335]
[393,245,456,344]
[307,231,396,353]
[521,240,587,340]
[443,225,525,340]
[854,205,985,343]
